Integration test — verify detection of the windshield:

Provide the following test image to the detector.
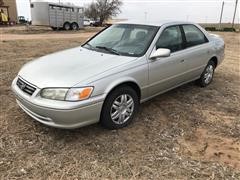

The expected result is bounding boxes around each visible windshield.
[83,24,159,57]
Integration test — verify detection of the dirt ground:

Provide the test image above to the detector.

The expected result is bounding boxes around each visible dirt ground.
[0,26,100,41]
[0,26,240,179]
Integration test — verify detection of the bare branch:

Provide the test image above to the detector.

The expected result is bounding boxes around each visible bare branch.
[84,0,123,25]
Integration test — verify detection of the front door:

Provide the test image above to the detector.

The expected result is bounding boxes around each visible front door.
[148,25,188,97]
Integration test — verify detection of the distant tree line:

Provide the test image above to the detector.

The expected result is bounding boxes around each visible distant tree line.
[84,0,123,25]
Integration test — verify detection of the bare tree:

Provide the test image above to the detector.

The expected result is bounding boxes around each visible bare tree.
[84,0,123,25]
[0,0,4,6]
[84,3,99,21]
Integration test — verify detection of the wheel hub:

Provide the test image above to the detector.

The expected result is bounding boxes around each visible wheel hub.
[110,94,134,125]
[204,65,214,84]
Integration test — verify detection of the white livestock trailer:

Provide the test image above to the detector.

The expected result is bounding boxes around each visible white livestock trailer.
[30,1,84,30]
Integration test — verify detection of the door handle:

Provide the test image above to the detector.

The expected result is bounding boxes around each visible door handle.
[180,59,185,63]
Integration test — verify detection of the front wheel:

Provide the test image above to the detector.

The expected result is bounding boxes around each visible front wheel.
[63,22,71,31]
[197,60,216,87]
[100,86,139,129]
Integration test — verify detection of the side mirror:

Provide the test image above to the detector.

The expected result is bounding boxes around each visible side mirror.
[150,48,171,60]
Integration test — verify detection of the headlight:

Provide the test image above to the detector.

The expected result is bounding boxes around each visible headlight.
[40,87,93,101]
[40,88,68,101]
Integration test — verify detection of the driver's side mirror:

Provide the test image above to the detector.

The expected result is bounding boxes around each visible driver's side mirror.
[150,48,171,60]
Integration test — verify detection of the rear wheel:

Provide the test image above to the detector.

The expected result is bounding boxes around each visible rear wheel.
[63,22,71,31]
[100,86,139,129]
[71,23,79,30]
[197,60,216,87]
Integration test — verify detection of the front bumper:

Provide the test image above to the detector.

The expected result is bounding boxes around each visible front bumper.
[12,77,104,129]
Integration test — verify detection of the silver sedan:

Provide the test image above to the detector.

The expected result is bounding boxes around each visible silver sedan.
[12,21,225,129]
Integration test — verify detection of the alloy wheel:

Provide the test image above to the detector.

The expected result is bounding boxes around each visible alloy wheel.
[110,94,134,125]
[204,64,214,84]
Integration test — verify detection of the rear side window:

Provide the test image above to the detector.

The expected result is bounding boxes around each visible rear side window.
[182,25,208,47]
[156,26,184,53]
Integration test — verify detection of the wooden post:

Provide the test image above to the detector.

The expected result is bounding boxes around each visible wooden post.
[219,1,224,29]
[232,0,239,28]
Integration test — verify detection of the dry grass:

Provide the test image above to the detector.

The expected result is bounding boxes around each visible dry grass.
[200,23,240,30]
[0,28,240,179]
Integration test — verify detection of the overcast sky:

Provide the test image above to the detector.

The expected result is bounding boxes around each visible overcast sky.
[17,0,239,23]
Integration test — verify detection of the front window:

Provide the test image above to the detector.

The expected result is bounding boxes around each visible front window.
[156,26,184,53]
[83,24,159,57]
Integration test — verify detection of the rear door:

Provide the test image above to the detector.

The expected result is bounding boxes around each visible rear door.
[180,24,213,79]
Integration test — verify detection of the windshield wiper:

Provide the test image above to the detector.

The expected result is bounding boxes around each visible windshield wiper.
[95,46,120,55]
[84,43,95,49]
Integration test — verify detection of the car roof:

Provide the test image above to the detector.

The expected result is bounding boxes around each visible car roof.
[116,20,193,27]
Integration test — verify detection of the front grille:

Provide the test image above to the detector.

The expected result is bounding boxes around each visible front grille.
[16,78,36,96]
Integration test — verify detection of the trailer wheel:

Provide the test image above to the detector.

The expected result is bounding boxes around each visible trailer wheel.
[71,23,79,30]
[63,22,71,31]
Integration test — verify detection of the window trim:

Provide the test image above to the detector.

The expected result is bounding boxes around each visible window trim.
[152,24,210,57]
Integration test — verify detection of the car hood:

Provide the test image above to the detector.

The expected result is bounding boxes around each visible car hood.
[19,47,137,88]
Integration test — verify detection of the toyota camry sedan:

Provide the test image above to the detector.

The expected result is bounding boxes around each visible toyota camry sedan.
[12,21,225,129]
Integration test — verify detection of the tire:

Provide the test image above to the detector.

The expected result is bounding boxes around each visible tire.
[71,23,79,30]
[197,60,216,87]
[63,22,71,31]
[100,86,139,129]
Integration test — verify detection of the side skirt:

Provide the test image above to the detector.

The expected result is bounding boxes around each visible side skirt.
[140,76,200,103]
